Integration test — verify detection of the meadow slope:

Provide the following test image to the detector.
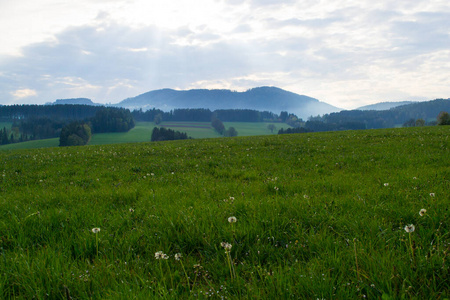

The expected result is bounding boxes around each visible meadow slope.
[0,121,291,150]
[0,127,448,299]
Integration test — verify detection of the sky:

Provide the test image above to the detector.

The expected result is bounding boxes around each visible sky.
[0,0,449,109]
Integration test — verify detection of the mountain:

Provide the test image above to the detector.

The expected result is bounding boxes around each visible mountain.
[48,98,101,106]
[115,87,341,119]
[356,101,414,111]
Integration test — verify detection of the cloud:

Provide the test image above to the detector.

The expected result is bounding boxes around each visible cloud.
[11,88,37,99]
[0,0,450,108]
[0,21,255,103]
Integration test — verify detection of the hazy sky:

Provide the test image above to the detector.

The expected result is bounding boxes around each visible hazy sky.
[0,0,449,109]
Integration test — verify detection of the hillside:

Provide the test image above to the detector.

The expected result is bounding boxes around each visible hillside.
[50,98,101,106]
[116,86,341,119]
[0,127,448,298]
[317,98,450,129]
[357,101,414,111]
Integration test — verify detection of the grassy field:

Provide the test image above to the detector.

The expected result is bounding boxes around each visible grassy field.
[0,126,448,299]
[89,122,157,145]
[0,121,289,150]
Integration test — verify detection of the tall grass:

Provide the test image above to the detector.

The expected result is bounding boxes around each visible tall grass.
[0,126,448,298]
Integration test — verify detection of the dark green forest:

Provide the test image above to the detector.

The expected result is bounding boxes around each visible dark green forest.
[151,127,191,141]
[0,106,134,145]
[132,108,280,123]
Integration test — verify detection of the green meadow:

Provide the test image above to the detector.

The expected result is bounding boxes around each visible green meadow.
[0,126,448,299]
[0,121,290,150]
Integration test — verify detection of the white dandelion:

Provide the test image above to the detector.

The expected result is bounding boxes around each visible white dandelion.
[228,216,237,223]
[221,242,232,252]
[175,253,182,261]
[419,209,427,217]
[404,224,415,233]
[91,228,100,234]
[155,251,168,260]
[429,193,435,197]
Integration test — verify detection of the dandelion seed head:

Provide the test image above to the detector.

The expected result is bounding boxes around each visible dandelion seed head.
[404,224,415,233]
[429,193,435,197]
[220,242,232,251]
[384,183,389,186]
[419,209,427,216]
[175,253,182,261]
[91,227,100,234]
[228,216,237,223]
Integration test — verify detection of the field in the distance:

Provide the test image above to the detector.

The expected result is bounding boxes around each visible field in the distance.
[0,126,448,298]
[0,121,290,150]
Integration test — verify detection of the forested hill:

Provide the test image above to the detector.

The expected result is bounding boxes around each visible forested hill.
[116,86,341,120]
[310,98,450,130]
[51,98,101,106]
[356,101,414,111]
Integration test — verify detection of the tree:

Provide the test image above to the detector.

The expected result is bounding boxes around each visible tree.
[267,124,276,133]
[1,127,9,145]
[437,111,450,125]
[403,119,416,127]
[280,111,288,122]
[59,122,91,146]
[154,113,162,125]
[211,118,225,135]
[415,119,425,127]
[224,127,238,137]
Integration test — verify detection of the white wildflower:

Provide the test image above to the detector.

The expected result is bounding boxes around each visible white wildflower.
[404,224,415,233]
[228,216,237,223]
[155,251,168,260]
[419,209,427,216]
[221,242,232,252]
[91,228,100,234]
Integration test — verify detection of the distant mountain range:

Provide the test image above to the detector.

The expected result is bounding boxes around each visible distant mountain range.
[356,101,414,111]
[47,87,448,121]
[113,87,341,120]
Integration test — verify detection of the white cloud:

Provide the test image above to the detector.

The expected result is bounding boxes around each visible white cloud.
[0,0,449,108]
[11,89,37,99]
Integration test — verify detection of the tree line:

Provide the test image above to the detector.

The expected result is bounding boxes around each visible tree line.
[307,99,450,130]
[0,104,104,121]
[151,127,191,142]
[0,106,134,146]
[132,108,282,123]
[59,108,134,146]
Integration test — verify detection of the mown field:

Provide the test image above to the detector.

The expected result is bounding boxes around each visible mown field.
[0,126,448,299]
[0,121,290,150]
